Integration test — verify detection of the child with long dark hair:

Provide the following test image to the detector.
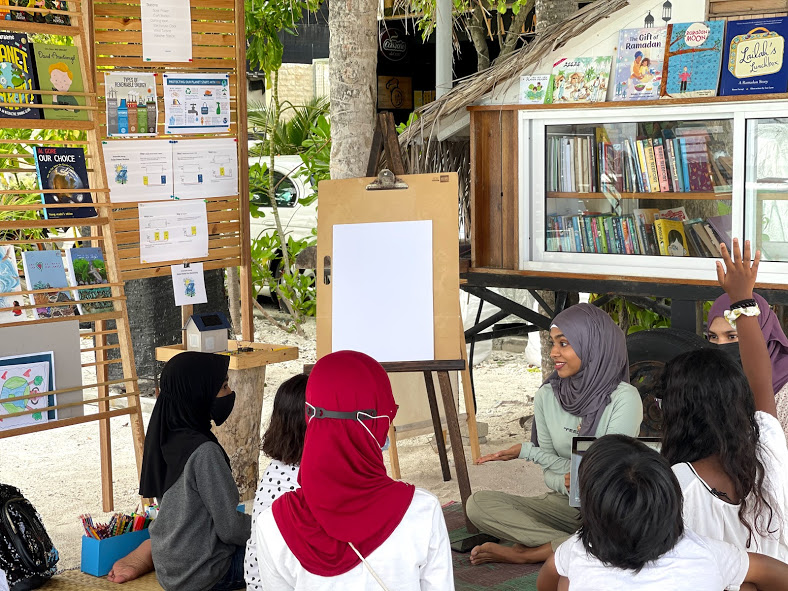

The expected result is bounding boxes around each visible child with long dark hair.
[661,239,788,560]
[244,374,308,591]
[537,435,788,590]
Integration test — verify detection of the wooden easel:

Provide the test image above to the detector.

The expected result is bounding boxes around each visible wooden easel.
[315,170,483,533]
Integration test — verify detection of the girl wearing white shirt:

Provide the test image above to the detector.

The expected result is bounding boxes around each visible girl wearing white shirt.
[660,240,788,560]
[254,350,454,590]
[537,434,788,591]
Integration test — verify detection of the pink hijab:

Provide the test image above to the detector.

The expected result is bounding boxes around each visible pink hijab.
[709,293,788,393]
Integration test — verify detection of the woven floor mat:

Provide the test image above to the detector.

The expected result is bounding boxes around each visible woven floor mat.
[43,571,163,590]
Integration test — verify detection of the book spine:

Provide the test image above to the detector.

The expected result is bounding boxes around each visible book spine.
[644,139,661,193]
[572,216,583,252]
[612,217,624,254]
[654,221,668,255]
[665,138,681,192]
[635,140,650,192]
[679,138,691,192]
[654,142,671,192]
[583,216,596,253]
[603,217,616,254]
[597,217,609,253]
[626,216,641,255]
[621,217,633,254]
[635,217,649,255]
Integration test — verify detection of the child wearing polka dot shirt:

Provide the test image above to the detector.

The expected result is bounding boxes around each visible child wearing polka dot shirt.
[245,374,307,591]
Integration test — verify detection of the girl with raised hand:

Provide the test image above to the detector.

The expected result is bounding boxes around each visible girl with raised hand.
[661,239,788,561]
[466,303,643,565]
[708,291,788,439]
[254,350,454,590]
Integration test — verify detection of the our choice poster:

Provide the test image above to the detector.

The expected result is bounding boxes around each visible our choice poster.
[172,138,238,199]
[104,72,158,137]
[170,262,207,306]
[140,0,192,63]
[102,139,173,202]
[138,200,209,263]
[163,73,231,134]
[0,352,55,431]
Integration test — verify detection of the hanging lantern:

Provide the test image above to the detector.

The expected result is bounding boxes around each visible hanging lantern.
[644,10,654,28]
[662,0,672,23]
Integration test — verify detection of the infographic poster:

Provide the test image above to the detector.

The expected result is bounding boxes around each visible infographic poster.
[163,73,231,134]
[172,138,238,199]
[104,72,158,136]
[102,139,173,203]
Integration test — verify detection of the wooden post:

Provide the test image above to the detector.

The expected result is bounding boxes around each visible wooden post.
[386,424,400,480]
[459,316,481,462]
[424,371,452,482]
[95,319,114,512]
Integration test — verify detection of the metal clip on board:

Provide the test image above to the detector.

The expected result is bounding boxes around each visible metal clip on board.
[365,169,408,191]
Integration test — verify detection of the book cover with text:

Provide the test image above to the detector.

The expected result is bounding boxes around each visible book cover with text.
[519,75,553,104]
[0,32,40,119]
[654,218,689,257]
[0,245,24,323]
[32,43,87,121]
[550,57,612,104]
[34,146,96,220]
[662,21,725,98]
[21,250,77,319]
[66,247,112,315]
[720,17,788,96]
[613,27,667,101]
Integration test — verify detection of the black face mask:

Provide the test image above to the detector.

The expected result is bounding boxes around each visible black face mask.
[717,342,742,367]
[211,391,236,426]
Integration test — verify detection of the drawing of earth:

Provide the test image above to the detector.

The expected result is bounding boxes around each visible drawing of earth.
[1,376,30,413]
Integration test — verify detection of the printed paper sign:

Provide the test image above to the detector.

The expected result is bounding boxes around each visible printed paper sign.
[102,140,174,203]
[104,72,158,137]
[172,138,238,199]
[171,262,208,306]
[163,73,231,134]
[141,0,193,62]
[139,200,209,263]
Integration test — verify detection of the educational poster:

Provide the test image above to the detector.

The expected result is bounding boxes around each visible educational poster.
[140,0,192,63]
[102,139,173,203]
[0,352,55,431]
[104,72,158,137]
[550,57,612,104]
[163,73,230,134]
[170,262,207,306]
[0,245,24,323]
[661,22,725,99]
[613,27,667,101]
[172,138,238,199]
[138,200,209,264]
[332,220,434,362]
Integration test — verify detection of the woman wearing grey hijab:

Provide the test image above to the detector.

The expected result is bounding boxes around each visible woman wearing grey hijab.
[465,303,643,566]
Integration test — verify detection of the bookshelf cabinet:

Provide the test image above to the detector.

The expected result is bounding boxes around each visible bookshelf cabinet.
[517,98,788,285]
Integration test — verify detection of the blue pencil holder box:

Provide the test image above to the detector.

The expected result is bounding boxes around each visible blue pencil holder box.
[81,529,151,577]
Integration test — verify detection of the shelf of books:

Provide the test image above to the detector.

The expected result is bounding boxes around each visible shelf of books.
[544,118,733,259]
[0,1,146,509]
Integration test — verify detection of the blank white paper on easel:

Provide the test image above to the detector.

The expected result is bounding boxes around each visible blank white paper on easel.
[332,220,434,362]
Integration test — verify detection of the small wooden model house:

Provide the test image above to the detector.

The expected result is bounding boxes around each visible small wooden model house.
[185,312,232,353]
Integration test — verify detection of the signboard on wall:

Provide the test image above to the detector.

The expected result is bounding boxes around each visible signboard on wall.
[377,75,413,110]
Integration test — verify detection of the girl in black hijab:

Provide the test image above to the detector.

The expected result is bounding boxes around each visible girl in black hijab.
[108,352,250,591]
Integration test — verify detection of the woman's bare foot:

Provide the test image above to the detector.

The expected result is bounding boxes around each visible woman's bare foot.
[107,540,154,583]
[469,542,552,565]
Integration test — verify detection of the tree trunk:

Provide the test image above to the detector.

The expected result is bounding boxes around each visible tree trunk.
[467,3,491,71]
[329,0,378,179]
[500,0,534,59]
[226,267,241,337]
[535,0,577,33]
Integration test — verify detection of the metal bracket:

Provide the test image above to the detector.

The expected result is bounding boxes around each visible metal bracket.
[365,169,408,191]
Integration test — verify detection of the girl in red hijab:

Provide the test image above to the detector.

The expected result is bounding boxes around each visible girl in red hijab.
[254,350,454,590]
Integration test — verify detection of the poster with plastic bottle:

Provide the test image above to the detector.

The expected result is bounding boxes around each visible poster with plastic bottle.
[162,73,231,134]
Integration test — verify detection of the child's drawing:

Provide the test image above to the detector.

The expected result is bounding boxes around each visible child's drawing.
[0,358,51,431]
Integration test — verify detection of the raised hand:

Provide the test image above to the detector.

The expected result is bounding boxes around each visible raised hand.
[716,238,760,302]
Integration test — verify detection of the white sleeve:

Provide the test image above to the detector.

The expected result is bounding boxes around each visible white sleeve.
[553,535,578,578]
[255,511,294,591]
[756,411,788,463]
[419,496,455,591]
[704,537,749,591]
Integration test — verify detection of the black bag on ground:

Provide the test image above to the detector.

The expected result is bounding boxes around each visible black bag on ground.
[0,484,58,591]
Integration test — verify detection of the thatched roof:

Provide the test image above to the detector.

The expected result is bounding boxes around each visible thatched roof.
[399,0,630,146]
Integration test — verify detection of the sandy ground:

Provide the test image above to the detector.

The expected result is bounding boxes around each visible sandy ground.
[0,310,548,571]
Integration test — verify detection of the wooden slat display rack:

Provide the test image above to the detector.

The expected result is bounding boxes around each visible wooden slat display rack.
[0,2,145,511]
[91,0,253,339]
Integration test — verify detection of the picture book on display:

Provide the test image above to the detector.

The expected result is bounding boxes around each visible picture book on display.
[21,250,77,319]
[720,17,788,96]
[32,43,87,121]
[653,218,689,257]
[662,22,725,98]
[0,32,39,119]
[519,75,553,104]
[66,247,112,315]
[550,57,612,104]
[0,245,24,323]
[613,27,667,101]
[4,0,70,25]
[34,146,96,220]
